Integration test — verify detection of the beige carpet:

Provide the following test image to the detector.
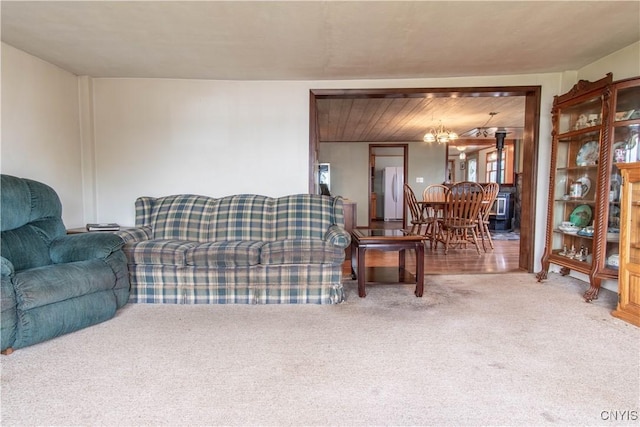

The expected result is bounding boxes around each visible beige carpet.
[1,272,639,426]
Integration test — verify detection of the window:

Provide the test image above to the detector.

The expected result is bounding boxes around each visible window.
[486,150,505,183]
[467,158,477,182]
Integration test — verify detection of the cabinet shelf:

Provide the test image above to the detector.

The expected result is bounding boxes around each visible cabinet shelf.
[556,166,598,173]
[558,126,603,139]
[548,254,592,274]
[554,198,596,204]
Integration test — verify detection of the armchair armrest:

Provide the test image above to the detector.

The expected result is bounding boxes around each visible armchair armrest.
[324,224,351,249]
[1,256,14,277]
[114,226,152,244]
[49,233,125,264]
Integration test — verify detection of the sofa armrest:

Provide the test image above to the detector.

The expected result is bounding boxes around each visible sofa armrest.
[114,226,152,243]
[324,224,351,248]
[49,233,125,264]
[1,256,14,277]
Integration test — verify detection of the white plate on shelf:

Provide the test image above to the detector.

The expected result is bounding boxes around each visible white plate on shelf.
[559,225,580,234]
[576,176,591,198]
[615,110,635,121]
[576,141,599,166]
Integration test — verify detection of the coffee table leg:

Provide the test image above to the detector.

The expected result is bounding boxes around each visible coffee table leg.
[415,242,424,297]
[358,247,367,297]
[351,242,357,280]
[399,249,406,282]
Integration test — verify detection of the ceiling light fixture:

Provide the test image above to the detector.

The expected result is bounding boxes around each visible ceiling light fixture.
[475,112,499,137]
[456,145,467,160]
[423,120,458,144]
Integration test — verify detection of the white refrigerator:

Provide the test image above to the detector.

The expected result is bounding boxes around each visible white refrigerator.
[383,166,404,221]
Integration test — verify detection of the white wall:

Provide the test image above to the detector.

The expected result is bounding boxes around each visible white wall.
[317,142,369,225]
[1,43,84,227]
[90,78,312,224]
[578,41,640,82]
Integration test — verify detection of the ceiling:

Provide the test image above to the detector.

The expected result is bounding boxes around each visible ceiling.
[316,94,526,145]
[2,1,638,151]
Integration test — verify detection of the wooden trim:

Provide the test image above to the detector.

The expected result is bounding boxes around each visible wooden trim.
[309,85,542,273]
[554,73,612,105]
[308,91,319,193]
[519,87,541,271]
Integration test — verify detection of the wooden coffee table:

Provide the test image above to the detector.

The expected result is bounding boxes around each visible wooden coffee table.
[350,229,425,298]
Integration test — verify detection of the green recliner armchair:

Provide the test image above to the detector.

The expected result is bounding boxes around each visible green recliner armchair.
[1,174,130,353]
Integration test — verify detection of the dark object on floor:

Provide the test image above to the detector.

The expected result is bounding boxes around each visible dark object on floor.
[490,230,520,241]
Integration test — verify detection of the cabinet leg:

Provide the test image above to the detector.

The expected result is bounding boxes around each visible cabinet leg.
[584,277,601,302]
[536,270,548,282]
[559,267,570,276]
[351,243,357,280]
[358,248,366,298]
[537,250,551,282]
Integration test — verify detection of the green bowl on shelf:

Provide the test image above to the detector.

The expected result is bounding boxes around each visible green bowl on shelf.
[569,204,592,228]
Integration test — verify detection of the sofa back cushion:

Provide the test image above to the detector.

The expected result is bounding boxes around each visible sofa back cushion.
[142,195,216,241]
[273,194,340,241]
[136,194,344,243]
[0,175,66,272]
[209,195,274,241]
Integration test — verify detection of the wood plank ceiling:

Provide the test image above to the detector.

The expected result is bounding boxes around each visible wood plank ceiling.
[316,95,527,145]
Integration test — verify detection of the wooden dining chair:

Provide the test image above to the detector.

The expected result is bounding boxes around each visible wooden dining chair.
[403,183,429,236]
[422,184,449,248]
[436,181,484,254]
[478,183,500,251]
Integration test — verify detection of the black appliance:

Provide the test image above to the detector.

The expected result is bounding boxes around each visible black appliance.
[489,192,514,231]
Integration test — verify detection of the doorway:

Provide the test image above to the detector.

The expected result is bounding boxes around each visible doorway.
[309,86,541,273]
[369,144,408,228]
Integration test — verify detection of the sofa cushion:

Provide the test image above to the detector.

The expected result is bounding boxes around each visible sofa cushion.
[123,240,196,266]
[186,241,263,267]
[13,291,117,350]
[259,239,345,265]
[12,260,118,310]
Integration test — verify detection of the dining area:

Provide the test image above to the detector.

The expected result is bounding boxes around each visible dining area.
[403,181,501,255]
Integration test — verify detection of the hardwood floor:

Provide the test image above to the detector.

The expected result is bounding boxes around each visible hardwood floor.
[345,220,522,278]
[342,240,521,279]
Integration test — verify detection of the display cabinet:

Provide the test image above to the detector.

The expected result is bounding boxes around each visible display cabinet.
[611,162,640,326]
[537,74,640,301]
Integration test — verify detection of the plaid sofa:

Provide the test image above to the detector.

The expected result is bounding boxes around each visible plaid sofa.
[116,194,350,304]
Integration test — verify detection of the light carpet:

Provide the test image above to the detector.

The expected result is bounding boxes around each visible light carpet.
[1,273,639,426]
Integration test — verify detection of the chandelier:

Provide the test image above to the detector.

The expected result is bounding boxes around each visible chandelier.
[456,146,467,160]
[423,121,458,144]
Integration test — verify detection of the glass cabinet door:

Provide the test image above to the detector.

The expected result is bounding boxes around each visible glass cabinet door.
[608,82,640,270]
[550,93,604,267]
[626,170,640,267]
